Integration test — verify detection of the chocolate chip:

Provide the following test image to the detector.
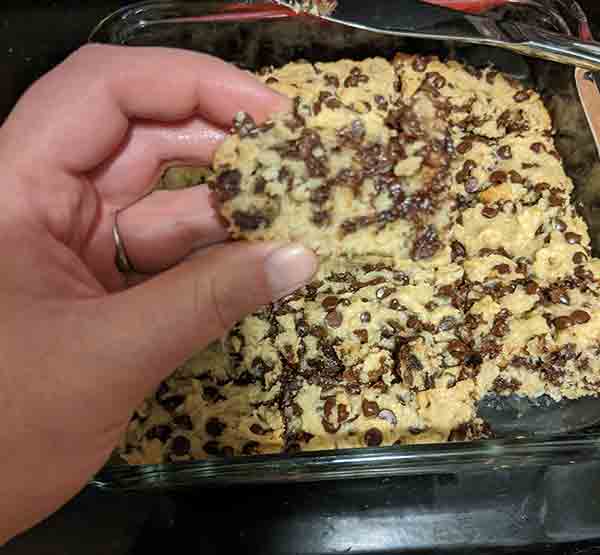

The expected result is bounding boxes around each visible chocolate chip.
[215,169,241,201]
[553,316,573,330]
[360,312,372,323]
[338,404,350,423]
[575,265,593,280]
[491,320,509,337]
[344,67,369,87]
[498,109,530,134]
[254,177,267,195]
[312,211,330,227]
[203,386,220,401]
[232,210,269,232]
[486,71,498,84]
[146,425,172,443]
[464,160,477,172]
[549,192,564,207]
[323,397,336,420]
[321,417,340,434]
[406,316,421,330]
[565,232,582,245]
[555,219,567,232]
[571,310,591,324]
[412,225,442,260]
[457,141,473,154]
[325,98,342,110]
[494,263,511,275]
[160,395,185,412]
[465,314,479,329]
[490,170,507,184]
[573,252,587,264]
[242,441,260,455]
[481,206,498,218]
[310,185,330,205]
[412,56,430,72]
[530,142,544,154]
[509,170,524,184]
[155,381,169,400]
[325,310,343,328]
[514,90,530,102]
[464,352,483,368]
[206,418,226,437]
[376,287,393,300]
[525,281,539,295]
[221,446,234,457]
[448,339,468,358]
[464,177,480,193]
[362,399,380,417]
[438,316,456,331]
[425,71,446,89]
[321,296,339,310]
[250,423,268,436]
[173,414,193,430]
[203,441,220,456]
[233,112,257,138]
[171,436,191,456]
[549,288,570,305]
[324,74,340,87]
[364,428,383,446]
[451,240,467,261]
[498,145,512,159]
[389,299,400,310]
[378,409,397,427]
[353,329,369,343]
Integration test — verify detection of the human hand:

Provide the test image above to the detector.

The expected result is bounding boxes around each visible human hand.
[0,44,317,543]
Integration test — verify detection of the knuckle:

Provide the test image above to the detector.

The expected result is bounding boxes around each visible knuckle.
[68,44,100,65]
[192,272,230,338]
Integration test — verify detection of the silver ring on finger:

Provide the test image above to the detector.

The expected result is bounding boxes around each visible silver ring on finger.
[112,208,136,275]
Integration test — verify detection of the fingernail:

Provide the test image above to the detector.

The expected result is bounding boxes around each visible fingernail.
[264,243,318,299]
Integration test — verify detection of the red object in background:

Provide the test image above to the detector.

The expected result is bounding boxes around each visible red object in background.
[219,1,509,18]
[171,2,296,23]
[199,1,595,40]
[423,0,509,13]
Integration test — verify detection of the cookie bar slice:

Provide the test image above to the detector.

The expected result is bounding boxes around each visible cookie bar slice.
[225,256,488,451]
[120,343,284,463]
[212,57,455,261]
[212,54,556,262]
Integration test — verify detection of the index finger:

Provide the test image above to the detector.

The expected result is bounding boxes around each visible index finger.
[0,44,290,175]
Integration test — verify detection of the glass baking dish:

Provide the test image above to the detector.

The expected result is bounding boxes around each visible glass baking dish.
[90,0,600,491]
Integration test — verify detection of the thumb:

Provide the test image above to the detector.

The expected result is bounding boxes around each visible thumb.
[82,242,318,402]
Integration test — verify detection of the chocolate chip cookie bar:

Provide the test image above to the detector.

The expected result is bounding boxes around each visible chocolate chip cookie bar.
[212,55,554,261]
[226,256,486,451]
[120,52,600,464]
[120,343,284,463]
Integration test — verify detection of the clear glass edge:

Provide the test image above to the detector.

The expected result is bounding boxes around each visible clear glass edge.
[89,1,256,44]
[93,434,600,491]
[89,0,600,491]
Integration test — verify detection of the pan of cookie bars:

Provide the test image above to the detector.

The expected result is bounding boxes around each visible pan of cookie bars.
[89,0,600,491]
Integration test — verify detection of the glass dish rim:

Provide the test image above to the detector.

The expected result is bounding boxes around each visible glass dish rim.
[94,433,600,490]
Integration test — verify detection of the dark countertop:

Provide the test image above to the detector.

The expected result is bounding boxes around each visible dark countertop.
[4,2,600,554]
[0,2,125,121]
